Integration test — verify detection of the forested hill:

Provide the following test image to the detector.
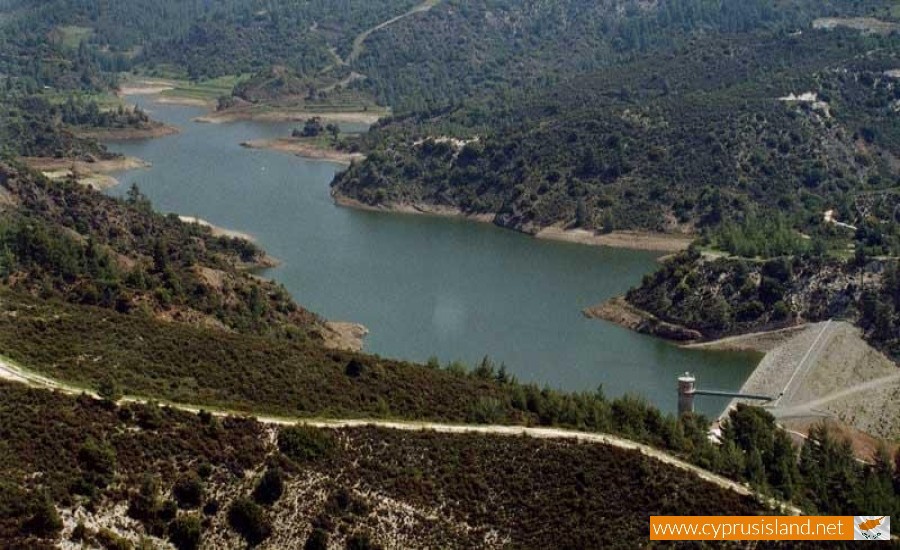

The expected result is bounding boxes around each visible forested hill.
[0,162,323,339]
[333,23,900,240]
[0,0,421,77]
[352,0,890,111]
[3,0,889,103]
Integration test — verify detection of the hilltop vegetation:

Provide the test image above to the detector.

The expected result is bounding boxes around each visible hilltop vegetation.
[334,26,900,241]
[0,162,323,339]
[0,0,421,76]
[354,0,889,110]
[625,248,900,359]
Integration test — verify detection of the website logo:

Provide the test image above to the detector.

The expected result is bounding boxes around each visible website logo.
[854,516,890,541]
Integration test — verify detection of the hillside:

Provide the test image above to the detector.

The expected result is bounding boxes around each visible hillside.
[353,0,892,110]
[333,24,900,242]
[0,383,773,549]
[0,162,326,339]
[605,248,900,359]
[0,0,421,78]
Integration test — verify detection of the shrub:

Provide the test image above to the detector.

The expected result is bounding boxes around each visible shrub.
[127,477,161,522]
[172,474,204,509]
[134,404,163,430]
[22,492,62,538]
[346,531,383,550]
[345,359,365,377]
[735,300,764,322]
[202,499,220,517]
[253,467,285,506]
[278,426,335,463]
[159,500,178,522]
[168,514,203,550]
[227,497,271,546]
[325,487,369,517]
[97,375,122,402]
[467,396,505,424]
[95,528,133,550]
[76,438,116,491]
[304,528,329,550]
[70,521,88,542]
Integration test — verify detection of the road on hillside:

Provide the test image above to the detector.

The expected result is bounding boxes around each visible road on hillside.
[0,356,800,514]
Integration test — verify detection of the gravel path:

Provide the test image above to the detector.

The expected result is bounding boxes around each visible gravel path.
[0,355,799,513]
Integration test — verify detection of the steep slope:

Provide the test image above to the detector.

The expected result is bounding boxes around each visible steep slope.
[333,26,900,240]
[613,248,900,359]
[0,384,772,549]
[0,162,322,339]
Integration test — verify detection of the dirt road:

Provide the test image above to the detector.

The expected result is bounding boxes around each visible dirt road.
[345,0,442,65]
[0,355,800,514]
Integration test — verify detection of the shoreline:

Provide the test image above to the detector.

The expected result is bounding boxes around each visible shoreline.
[683,325,808,354]
[154,95,216,108]
[320,321,370,353]
[177,216,280,269]
[119,82,382,123]
[583,295,808,352]
[588,295,900,451]
[334,193,696,252]
[21,156,150,191]
[582,296,703,341]
[195,107,384,125]
[536,226,694,253]
[241,138,365,165]
[332,193,496,224]
[117,80,177,96]
[75,123,180,141]
[177,215,257,242]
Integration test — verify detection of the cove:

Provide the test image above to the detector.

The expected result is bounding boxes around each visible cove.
[107,97,759,417]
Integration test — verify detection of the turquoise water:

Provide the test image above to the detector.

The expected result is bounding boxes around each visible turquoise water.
[107,98,759,416]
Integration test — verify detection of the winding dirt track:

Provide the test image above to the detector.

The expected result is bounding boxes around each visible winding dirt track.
[0,356,800,514]
[345,0,442,65]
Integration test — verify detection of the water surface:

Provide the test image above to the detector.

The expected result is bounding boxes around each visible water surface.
[108,98,759,416]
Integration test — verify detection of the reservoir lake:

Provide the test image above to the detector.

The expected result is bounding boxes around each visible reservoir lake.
[108,98,759,416]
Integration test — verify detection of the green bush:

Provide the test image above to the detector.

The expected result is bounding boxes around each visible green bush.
[172,474,204,509]
[304,528,330,550]
[253,467,285,506]
[346,531,382,550]
[227,497,271,546]
[278,426,336,463]
[168,514,203,550]
[21,492,62,538]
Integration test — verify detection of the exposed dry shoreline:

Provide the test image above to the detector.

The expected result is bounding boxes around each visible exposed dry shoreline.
[587,295,900,450]
[177,216,282,269]
[196,108,384,125]
[334,192,696,252]
[155,96,215,107]
[536,226,694,253]
[21,156,150,190]
[583,297,703,341]
[684,325,808,354]
[177,216,255,242]
[75,123,180,141]
[320,321,370,353]
[241,138,365,165]
[117,80,176,96]
[332,193,496,224]
[584,294,809,353]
